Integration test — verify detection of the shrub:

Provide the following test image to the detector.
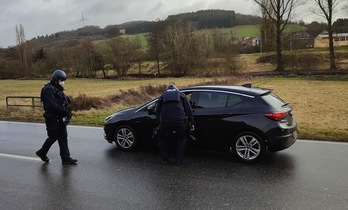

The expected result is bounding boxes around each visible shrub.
[256,54,277,64]
[70,94,106,111]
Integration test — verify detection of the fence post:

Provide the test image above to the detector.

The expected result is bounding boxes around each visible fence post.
[6,96,9,111]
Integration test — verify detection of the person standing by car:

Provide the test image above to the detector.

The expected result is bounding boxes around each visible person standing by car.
[36,69,77,165]
[156,84,194,166]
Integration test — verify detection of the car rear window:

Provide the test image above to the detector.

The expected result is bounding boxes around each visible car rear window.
[261,92,287,108]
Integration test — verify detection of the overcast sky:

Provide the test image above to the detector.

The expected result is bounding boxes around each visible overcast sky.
[0,0,346,48]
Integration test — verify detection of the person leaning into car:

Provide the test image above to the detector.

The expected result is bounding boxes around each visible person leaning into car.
[155,84,194,166]
[36,69,77,165]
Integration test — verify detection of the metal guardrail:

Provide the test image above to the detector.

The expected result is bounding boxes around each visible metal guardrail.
[6,96,42,111]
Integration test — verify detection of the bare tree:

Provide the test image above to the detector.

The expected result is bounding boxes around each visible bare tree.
[103,37,142,76]
[149,20,167,75]
[159,20,201,76]
[259,3,276,53]
[313,0,345,70]
[253,0,301,71]
[16,24,30,77]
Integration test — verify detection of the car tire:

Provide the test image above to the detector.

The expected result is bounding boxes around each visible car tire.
[231,132,266,163]
[114,125,137,151]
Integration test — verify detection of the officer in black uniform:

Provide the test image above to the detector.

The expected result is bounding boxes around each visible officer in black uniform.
[36,69,77,164]
[156,84,194,166]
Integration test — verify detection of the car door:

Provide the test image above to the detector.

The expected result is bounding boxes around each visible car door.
[190,90,244,149]
[133,99,159,142]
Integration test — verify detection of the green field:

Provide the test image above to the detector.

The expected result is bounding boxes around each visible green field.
[93,24,306,49]
[1,76,347,142]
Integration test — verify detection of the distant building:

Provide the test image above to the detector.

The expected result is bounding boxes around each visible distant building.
[314,31,348,48]
[241,36,260,47]
[119,28,126,34]
[239,36,260,54]
[252,36,261,47]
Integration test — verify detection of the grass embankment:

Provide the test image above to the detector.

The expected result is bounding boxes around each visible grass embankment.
[0,76,347,142]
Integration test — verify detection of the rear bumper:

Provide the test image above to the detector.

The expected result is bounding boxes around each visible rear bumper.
[266,122,297,152]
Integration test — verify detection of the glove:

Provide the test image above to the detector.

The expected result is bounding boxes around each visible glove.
[63,112,72,125]
[62,116,70,126]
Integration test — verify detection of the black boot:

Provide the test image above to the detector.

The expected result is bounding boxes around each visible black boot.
[62,157,78,165]
[36,151,49,162]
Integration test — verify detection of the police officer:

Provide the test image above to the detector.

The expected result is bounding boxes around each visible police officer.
[156,84,194,166]
[36,69,77,164]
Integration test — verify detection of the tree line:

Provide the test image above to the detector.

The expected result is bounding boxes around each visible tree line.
[0,18,246,79]
[1,5,348,79]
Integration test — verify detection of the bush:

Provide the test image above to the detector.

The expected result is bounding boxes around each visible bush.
[256,54,277,64]
[0,59,25,79]
[70,94,106,111]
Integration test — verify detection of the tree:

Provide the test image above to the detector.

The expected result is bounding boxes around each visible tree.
[16,24,31,77]
[148,20,167,75]
[103,37,142,76]
[159,20,202,76]
[258,2,276,53]
[333,18,348,33]
[77,40,104,77]
[253,0,301,71]
[306,21,327,37]
[313,0,345,71]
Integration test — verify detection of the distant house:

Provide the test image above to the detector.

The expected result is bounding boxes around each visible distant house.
[314,31,348,48]
[241,36,260,47]
[252,36,261,46]
[239,36,260,54]
[119,28,126,34]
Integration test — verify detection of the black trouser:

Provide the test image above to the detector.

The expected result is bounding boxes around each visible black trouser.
[157,120,187,163]
[37,116,70,160]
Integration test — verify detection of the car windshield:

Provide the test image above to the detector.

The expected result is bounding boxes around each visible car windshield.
[261,92,288,108]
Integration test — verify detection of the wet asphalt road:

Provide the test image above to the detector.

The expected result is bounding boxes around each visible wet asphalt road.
[0,121,348,210]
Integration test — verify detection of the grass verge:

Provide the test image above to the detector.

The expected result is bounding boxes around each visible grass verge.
[0,76,347,142]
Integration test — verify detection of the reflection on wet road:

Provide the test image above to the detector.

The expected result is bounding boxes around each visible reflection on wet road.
[0,121,347,209]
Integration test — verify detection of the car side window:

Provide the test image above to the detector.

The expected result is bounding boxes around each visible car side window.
[195,92,223,108]
[196,92,242,108]
[227,94,242,107]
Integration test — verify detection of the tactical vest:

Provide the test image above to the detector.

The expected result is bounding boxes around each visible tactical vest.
[41,83,71,113]
[163,90,181,103]
[160,90,186,123]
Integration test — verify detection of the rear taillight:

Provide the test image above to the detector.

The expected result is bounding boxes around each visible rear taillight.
[265,112,288,121]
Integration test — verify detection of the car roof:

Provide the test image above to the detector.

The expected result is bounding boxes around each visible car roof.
[180,85,270,97]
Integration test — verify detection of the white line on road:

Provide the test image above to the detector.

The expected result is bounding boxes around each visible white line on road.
[0,153,41,161]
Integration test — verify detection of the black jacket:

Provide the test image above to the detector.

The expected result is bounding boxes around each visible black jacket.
[156,90,194,125]
[41,81,70,118]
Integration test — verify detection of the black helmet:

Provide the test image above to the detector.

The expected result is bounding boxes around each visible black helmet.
[166,84,178,90]
[51,69,67,81]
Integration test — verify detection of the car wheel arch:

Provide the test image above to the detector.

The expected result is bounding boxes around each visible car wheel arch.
[230,126,268,146]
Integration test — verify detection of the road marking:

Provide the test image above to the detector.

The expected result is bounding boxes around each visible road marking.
[299,140,348,145]
[0,153,41,161]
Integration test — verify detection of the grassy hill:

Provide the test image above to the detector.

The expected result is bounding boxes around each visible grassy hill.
[93,24,306,49]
